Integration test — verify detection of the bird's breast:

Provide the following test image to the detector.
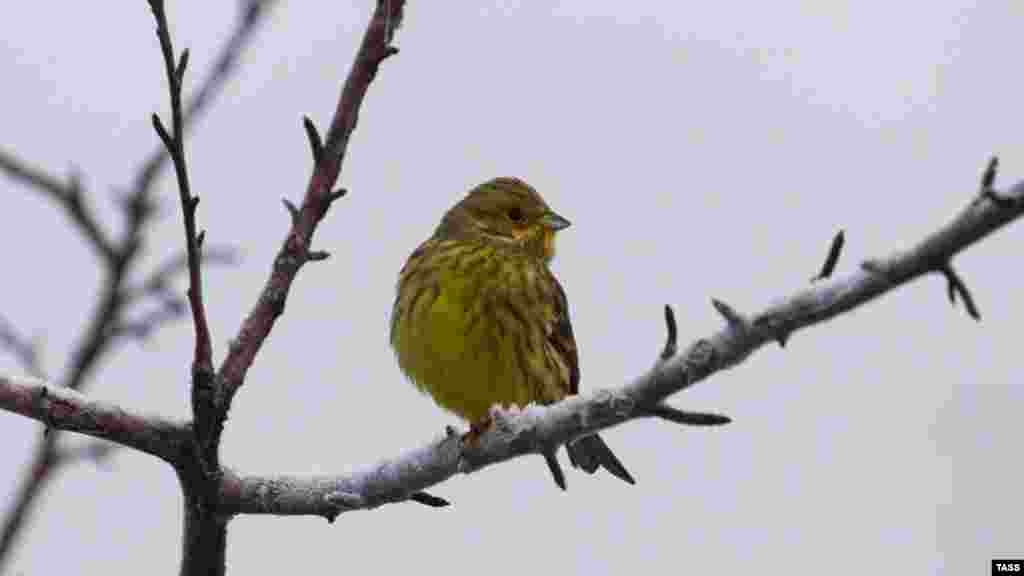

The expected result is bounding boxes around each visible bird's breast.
[391,250,556,423]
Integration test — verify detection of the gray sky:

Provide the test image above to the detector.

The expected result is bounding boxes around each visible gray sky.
[2,2,1022,574]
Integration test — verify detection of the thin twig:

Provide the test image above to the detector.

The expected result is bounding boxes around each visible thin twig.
[0,153,118,263]
[0,3,271,570]
[218,0,406,410]
[0,376,189,463]
[4,176,1024,524]
[148,0,213,376]
[940,263,981,321]
[811,229,845,282]
[0,315,46,379]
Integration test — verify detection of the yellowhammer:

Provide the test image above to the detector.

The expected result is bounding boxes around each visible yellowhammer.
[390,177,633,489]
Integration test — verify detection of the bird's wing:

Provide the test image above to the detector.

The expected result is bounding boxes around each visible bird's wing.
[545,271,580,397]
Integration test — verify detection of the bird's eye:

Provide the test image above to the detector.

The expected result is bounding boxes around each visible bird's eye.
[507,207,524,222]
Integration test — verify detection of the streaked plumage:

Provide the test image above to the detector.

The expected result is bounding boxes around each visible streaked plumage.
[390,177,633,488]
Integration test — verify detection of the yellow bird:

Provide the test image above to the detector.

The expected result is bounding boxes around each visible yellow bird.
[390,177,633,489]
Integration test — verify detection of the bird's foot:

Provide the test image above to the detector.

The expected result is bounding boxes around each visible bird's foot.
[461,416,493,448]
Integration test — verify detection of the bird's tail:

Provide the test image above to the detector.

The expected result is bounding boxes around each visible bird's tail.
[566,433,635,485]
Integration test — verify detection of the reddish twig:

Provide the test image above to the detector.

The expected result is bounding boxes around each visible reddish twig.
[148,0,213,377]
[0,155,117,263]
[0,3,270,569]
[0,315,46,379]
[142,2,408,573]
[0,377,189,461]
[218,0,405,405]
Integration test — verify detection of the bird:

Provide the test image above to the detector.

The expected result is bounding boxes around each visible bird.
[390,176,634,489]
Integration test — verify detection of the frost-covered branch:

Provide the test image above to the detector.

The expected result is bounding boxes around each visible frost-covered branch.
[0,2,267,568]
[213,168,1024,520]
[1,160,1021,528]
[0,376,189,462]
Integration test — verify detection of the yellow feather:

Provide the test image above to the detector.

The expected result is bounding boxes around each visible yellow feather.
[389,177,635,486]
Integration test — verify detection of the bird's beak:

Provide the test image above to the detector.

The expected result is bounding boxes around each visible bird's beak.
[541,211,571,231]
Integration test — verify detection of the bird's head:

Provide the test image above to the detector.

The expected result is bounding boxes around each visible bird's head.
[438,177,570,262]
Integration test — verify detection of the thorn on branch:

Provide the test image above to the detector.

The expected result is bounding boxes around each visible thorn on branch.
[981,156,998,190]
[307,250,331,262]
[776,331,790,348]
[196,230,206,249]
[660,305,678,361]
[542,451,567,491]
[382,46,400,60]
[635,403,732,427]
[175,49,190,84]
[328,188,348,203]
[978,155,1015,208]
[711,298,745,329]
[940,263,981,321]
[408,491,450,508]
[302,116,324,164]
[151,114,173,149]
[282,198,300,224]
[811,229,845,282]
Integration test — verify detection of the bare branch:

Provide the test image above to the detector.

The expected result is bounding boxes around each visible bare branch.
[218,0,406,414]
[811,229,845,282]
[940,263,981,321]
[0,315,46,379]
[0,2,272,569]
[215,175,1024,520]
[302,116,324,164]
[147,0,213,377]
[0,152,118,263]
[131,0,278,200]
[633,404,731,426]
[0,376,189,462]
[660,304,677,360]
[2,173,1023,524]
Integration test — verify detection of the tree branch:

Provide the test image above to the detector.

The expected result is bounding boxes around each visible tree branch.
[142,2,407,573]
[148,0,213,378]
[1,163,1021,532]
[130,0,278,202]
[0,376,189,462]
[3,0,1021,570]
[0,315,47,379]
[0,2,270,569]
[217,0,405,407]
[0,154,118,263]
[212,172,1024,519]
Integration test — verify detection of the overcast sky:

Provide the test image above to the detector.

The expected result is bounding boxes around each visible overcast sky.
[2,2,1022,574]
